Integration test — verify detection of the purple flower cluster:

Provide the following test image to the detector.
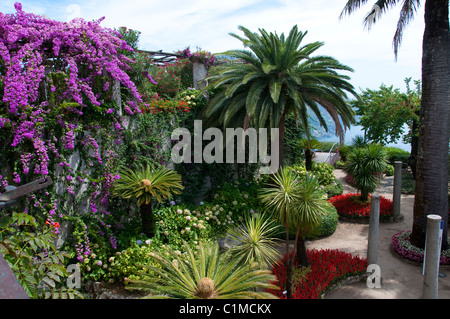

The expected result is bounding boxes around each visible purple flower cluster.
[0,2,144,179]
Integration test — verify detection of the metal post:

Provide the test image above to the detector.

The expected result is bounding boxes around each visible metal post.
[422,214,442,299]
[393,161,404,222]
[367,194,380,265]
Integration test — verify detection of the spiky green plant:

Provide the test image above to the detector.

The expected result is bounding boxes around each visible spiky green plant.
[259,167,300,299]
[126,241,279,299]
[259,168,328,297]
[227,213,282,269]
[113,165,184,237]
[346,143,388,201]
[291,174,328,267]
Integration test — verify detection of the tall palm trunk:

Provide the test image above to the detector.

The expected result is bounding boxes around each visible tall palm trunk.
[140,200,155,238]
[410,0,450,250]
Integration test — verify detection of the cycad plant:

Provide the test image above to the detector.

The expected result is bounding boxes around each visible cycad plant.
[346,143,388,201]
[113,165,184,237]
[126,241,279,299]
[227,213,282,269]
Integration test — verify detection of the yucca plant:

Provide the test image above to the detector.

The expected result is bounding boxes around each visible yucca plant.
[227,213,282,269]
[259,167,300,299]
[346,143,388,201]
[259,168,328,298]
[126,241,279,299]
[113,165,184,237]
[291,174,328,267]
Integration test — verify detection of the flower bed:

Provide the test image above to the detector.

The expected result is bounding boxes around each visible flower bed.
[328,193,393,221]
[392,231,450,265]
[267,249,367,299]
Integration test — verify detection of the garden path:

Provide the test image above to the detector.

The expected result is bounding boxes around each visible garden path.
[293,169,450,299]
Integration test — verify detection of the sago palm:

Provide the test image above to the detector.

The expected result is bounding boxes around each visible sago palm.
[340,0,449,250]
[227,212,282,269]
[203,25,357,170]
[113,165,184,237]
[126,241,279,299]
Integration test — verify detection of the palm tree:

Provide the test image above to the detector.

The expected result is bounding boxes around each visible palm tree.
[113,165,184,237]
[346,143,388,201]
[203,25,357,170]
[298,138,321,171]
[340,0,449,250]
[227,212,282,269]
[126,241,279,299]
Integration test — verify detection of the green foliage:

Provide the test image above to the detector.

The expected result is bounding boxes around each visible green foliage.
[126,241,279,299]
[227,213,282,269]
[113,165,184,206]
[346,143,388,201]
[384,164,395,176]
[307,203,339,238]
[203,25,357,163]
[153,205,213,248]
[351,80,420,145]
[0,213,83,299]
[337,144,351,162]
[287,162,336,186]
[384,147,410,164]
[323,178,344,198]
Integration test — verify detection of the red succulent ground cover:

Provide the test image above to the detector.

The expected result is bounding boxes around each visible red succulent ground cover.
[268,249,368,299]
[328,193,394,220]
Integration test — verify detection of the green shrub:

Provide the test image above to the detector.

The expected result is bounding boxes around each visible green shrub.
[384,164,395,176]
[308,203,339,238]
[335,160,346,169]
[384,147,410,164]
[323,178,344,198]
[287,162,335,186]
[338,144,351,162]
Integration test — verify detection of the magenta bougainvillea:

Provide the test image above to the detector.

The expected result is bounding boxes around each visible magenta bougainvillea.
[0,3,148,258]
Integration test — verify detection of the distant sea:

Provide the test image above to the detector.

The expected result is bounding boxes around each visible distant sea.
[310,112,411,152]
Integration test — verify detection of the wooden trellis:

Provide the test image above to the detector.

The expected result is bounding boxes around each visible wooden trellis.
[137,49,183,65]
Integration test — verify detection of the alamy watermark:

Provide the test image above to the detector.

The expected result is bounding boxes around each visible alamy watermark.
[366,264,381,289]
[171,120,280,174]
[66,264,81,289]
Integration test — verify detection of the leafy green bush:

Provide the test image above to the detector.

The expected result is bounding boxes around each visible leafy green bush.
[323,178,344,198]
[307,203,339,239]
[0,213,82,299]
[338,144,351,162]
[384,147,410,164]
[287,162,335,186]
[384,164,395,176]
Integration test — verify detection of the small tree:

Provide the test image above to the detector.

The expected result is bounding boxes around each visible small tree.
[113,165,184,237]
[346,143,388,201]
[259,167,327,297]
